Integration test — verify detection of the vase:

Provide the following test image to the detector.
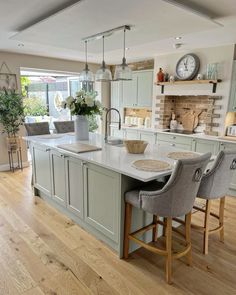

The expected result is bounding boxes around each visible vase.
[74,115,89,141]
[6,136,21,151]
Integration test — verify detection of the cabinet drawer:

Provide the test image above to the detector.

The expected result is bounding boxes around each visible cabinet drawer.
[193,139,220,155]
[139,131,156,144]
[125,130,140,140]
[158,140,192,151]
[157,133,193,145]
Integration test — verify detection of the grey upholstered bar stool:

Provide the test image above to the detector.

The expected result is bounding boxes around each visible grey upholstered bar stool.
[25,122,50,136]
[54,121,74,133]
[123,153,211,284]
[193,150,236,254]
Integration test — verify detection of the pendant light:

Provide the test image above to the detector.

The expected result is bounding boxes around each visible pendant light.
[95,36,112,82]
[114,28,132,81]
[79,40,94,83]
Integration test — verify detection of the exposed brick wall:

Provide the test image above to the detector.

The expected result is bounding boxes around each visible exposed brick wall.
[154,95,222,136]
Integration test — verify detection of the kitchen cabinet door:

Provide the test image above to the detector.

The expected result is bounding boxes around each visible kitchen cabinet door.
[139,131,156,144]
[228,61,236,112]
[83,162,120,242]
[111,81,123,122]
[65,157,84,219]
[32,144,51,196]
[193,138,220,155]
[158,140,192,151]
[125,129,140,140]
[123,73,138,107]
[137,71,153,107]
[50,150,66,206]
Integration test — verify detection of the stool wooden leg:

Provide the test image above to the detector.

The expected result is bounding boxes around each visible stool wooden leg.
[203,200,212,255]
[185,212,192,266]
[124,203,132,259]
[163,217,167,237]
[219,197,225,242]
[165,217,172,284]
[152,215,158,242]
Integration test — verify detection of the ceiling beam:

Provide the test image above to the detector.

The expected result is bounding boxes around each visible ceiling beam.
[15,0,84,32]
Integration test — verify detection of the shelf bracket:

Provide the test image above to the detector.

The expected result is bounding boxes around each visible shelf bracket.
[161,85,164,94]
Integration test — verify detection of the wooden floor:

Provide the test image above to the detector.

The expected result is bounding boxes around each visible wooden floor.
[0,168,236,295]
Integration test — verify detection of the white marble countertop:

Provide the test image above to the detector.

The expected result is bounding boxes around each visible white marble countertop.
[23,133,190,182]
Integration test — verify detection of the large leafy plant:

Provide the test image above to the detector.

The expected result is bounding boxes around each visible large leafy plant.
[0,90,25,137]
[62,90,102,116]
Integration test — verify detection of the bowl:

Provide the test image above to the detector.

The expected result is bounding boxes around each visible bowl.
[124,140,148,154]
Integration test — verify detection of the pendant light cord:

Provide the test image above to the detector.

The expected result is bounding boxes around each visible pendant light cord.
[123,29,126,59]
[102,36,105,63]
[85,40,88,70]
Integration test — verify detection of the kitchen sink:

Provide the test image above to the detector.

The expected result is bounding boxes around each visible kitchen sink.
[106,139,124,146]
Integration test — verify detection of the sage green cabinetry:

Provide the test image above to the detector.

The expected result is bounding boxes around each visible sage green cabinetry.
[157,133,193,151]
[140,131,157,144]
[65,157,84,219]
[123,70,153,108]
[192,138,220,155]
[124,129,140,140]
[83,162,120,242]
[32,145,51,196]
[50,150,67,206]
[228,60,236,112]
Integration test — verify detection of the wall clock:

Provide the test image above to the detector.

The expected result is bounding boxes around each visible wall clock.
[176,53,200,80]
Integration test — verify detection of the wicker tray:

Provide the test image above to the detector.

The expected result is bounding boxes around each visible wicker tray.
[132,159,172,172]
[167,151,199,160]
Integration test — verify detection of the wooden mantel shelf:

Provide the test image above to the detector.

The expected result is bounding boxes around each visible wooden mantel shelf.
[155,79,222,94]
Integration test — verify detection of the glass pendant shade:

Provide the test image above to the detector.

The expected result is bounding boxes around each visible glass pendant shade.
[96,36,112,82]
[113,29,132,81]
[79,41,94,83]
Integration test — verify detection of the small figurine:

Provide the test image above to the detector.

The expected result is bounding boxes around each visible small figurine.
[157,68,164,82]
[170,112,178,130]
[169,75,175,82]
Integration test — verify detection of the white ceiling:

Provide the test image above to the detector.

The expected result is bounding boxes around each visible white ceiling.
[1,0,236,64]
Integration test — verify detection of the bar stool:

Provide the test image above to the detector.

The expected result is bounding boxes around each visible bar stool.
[54,121,74,133]
[193,150,236,254]
[25,122,50,136]
[123,153,211,284]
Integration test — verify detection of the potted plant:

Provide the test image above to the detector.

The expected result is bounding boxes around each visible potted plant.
[62,90,102,140]
[0,90,25,150]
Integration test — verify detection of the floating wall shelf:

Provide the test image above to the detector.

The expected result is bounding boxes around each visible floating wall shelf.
[155,79,222,94]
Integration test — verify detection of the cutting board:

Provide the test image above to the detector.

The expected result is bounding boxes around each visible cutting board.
[57,143,102,153]
[182,111,195,131]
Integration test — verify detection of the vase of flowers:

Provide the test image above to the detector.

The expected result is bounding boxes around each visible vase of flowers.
[62,90,102,140]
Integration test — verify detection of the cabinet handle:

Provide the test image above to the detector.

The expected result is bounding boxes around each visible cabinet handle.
[81,161,87,167]
[60,154,68,158]
[172,136,176,139]
[45,148,50,152]
[234,107,236,110]
[171,143,175,147]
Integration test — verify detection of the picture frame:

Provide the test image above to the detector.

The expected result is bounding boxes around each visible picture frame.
[0,62,17,90]
[0,73,17,90]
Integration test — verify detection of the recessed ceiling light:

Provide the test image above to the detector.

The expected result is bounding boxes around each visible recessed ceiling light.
[175,37,182,40]
[18,43,24,47]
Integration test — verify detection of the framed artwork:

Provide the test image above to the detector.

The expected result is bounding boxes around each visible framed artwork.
[0,62,17,90]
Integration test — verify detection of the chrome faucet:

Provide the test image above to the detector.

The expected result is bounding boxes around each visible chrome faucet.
[104,108,121,143]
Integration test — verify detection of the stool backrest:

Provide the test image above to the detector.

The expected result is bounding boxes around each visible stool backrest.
[54,121,74,133]
[140,153,211,217]
[25,122,50,136]
[197,150,236,199]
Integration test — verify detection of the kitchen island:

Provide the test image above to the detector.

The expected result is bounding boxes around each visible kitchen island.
[25,133,190,257]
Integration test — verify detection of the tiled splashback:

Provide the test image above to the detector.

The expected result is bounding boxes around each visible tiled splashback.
[154,95,222,136]
[124,108,152,120]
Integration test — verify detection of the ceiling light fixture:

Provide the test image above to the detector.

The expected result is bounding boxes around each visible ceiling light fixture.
[114,28,132,81]
[95,36,112,82]
[79,40,94,83]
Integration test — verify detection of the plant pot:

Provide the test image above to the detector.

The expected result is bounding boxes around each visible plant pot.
[6,136,21,151]
[74,115,89,141]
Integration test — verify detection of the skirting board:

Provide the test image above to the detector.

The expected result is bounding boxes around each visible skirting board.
[0,161,30,172]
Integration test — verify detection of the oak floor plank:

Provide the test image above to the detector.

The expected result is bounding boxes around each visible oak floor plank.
[0,168,236,294]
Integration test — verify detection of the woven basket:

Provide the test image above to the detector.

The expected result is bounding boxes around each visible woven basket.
[124,140,148,154]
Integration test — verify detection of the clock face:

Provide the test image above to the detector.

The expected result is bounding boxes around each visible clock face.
[176,54,200,80]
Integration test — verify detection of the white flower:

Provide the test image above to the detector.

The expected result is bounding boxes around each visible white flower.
[66,96,74,105]
[76,90,85,97]
[85,95,94,107]
[95,100,102,108]
[70,103,76,112]
[76,96,83,103]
